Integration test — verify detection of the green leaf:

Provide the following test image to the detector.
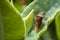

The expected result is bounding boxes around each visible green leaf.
[0,12,4,40]
[13,0,24,13]
[40,21,57,40]
[0,0,25,40]
[37,3,60,40]
[24,3,60,40]
[22,0,59,17]
[55,11,60,40]
[24,9,34,33]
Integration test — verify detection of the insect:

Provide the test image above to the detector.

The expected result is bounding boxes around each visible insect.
[35,11,44,32]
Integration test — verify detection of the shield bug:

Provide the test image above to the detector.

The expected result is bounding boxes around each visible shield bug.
[34,11,44,32]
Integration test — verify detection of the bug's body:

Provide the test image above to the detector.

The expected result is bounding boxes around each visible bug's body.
[35,12,44,32]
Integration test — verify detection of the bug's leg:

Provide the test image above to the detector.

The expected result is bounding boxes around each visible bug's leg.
[35,26,39,32]
[42,20,45,24]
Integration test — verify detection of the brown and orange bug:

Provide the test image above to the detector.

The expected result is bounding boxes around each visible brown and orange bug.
[34,11,44,32]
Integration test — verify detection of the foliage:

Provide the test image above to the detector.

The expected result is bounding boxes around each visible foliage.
[0,0,60,40]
